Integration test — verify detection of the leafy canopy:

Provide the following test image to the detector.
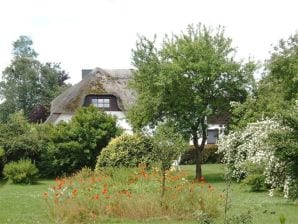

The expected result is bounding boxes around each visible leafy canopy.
[128,24,256,179]
[229,32,298,131]
[0,35,69,122]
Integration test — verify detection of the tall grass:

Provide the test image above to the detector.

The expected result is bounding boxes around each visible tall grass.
[44,165,223,223]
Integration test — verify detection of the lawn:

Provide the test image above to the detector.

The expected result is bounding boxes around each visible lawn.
[0,164,297,224]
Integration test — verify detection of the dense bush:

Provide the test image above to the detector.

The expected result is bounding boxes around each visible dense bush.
[181,144,222,165]
[96,133,155,168]
[0,107,119,177]
[3,159,39,184]
[0,112,42,174]
[40,107,119,176]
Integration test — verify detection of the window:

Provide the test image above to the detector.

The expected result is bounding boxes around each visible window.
[91,98,110,109]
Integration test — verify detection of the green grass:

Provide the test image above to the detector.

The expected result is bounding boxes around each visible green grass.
[0,165,297,224]
[0,179,53,224]
[185,164,298,224]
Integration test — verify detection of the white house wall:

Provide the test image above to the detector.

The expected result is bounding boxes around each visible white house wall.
[54,111,133,134]
[54,114,73,124]
[106,111,133,134]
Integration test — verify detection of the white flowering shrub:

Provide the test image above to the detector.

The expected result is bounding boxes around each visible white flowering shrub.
[217,119,294,198]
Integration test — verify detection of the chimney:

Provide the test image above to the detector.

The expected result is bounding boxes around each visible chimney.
[81,69,92,79]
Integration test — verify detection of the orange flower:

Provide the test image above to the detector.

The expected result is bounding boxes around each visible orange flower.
[93,194,99,200]
[102,188,108,195]
[72,188,78,197]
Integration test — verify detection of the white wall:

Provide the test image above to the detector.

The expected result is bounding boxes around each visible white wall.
[54,111,133,134]
[54,114,73,124]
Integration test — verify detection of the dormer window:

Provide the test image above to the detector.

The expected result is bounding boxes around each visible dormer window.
[91,98,110,109]
[84,94,121,111]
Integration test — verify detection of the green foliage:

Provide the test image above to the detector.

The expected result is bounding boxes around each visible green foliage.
[129,23,256,179]
[229,32,298,131]
[12,35,38,58]
[45,166,222,223]
[267,32,298,101]
[242,162,266,190]
[242,163,266,192]
[153,123,187,171]
[0,112,42,168]
[0,147,4,177]
[227,210,253,224]
[96,133,155,168]
[279,214,287,224]
[181,144,222,164]
[0,35,69,122]
[152,123,188,205]
[39,107,118,176]
[3,159,39,184]
[268,102,298,199]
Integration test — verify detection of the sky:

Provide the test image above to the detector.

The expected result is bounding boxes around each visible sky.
[0,0,297,84]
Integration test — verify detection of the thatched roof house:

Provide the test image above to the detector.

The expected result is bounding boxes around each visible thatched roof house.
[46,67,136,132]
[46,67,228,141]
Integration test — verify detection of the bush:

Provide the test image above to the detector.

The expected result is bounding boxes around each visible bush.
[242,162,266,192]
[3,159,39,184]
[39,107,119,176]
[181,144,222,165]
[243,174,265,192]
[96,133,155,168]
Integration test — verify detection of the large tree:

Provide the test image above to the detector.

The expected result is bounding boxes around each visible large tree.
[128,24,255,180]
[0,35,69,122]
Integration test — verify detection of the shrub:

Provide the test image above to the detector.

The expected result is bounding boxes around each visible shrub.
[242,162,266,192]
[0,112,42,163]
[96,133,155,168]
[39,107,119,176]
[181,144,222,165]
[3,159,39,184]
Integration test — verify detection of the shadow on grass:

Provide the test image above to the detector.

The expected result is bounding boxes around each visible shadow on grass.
[204,173,225,183]
[185,173,225,183]
[0,178,8,188]
[0,178,50,187]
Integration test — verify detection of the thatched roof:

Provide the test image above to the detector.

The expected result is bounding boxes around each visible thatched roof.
[48,67,136,116]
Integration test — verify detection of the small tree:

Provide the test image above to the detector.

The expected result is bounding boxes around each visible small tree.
[152,123,187,205]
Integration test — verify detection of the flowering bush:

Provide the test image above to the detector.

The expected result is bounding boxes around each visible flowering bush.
[217,119,296,198]
[44,166,223,223]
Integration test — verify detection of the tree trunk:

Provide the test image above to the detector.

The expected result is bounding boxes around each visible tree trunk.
[194,119,208,181]
[160,168,166,207]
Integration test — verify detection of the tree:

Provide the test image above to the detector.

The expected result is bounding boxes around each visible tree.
[0,36,69,122]
[229,32,298,131]
[152,123,187,205]
[128,24,255,180]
